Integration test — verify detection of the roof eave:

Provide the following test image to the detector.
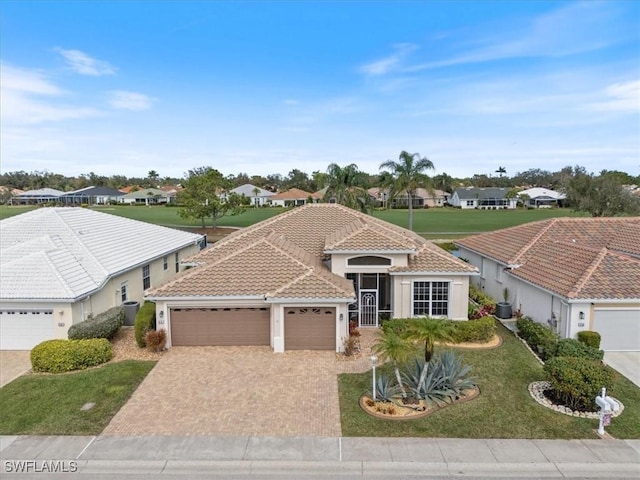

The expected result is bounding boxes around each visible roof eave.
[389,270,479,276]
[324,249,415,255]
[145,294,265,301]
[265,296,355,303]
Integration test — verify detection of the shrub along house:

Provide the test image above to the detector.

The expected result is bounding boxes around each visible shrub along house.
[455,218,640,352]
[0,208,205,349]
[146,204,478,351]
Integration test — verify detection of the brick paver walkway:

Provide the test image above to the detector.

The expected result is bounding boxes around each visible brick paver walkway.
[103,329,378,437]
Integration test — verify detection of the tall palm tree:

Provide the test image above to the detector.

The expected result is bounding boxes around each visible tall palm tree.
[324,163,371,212]
[252,186,260,208]
[495,166,507,177]
[379,151,435,230]
[372,328,417,398]
[405,317,455,396]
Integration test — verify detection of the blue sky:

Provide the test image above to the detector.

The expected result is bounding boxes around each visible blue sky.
[1,1,638,181]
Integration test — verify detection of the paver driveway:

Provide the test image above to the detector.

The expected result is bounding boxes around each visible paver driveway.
[103,332,375,437]
[0,351,31,387]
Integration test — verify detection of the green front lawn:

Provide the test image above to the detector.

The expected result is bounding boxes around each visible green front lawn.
[0,360,155,435]
[339,324,640,439]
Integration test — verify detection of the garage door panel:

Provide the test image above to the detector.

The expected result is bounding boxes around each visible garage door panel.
[170,308,270,346]
[285,307,336,350]
[593,309,640,352]
[0,310,55,350]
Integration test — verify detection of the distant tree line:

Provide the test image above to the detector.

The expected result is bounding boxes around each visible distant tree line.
[1,162,639,218]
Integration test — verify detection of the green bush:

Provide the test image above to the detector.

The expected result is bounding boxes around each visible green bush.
[516,317,558,360]
[31,339,112,373]
[451,316,496,343]
[544,356,616,411]
[134,301,156,347]
[577,330,601,350]
[468,284,496,314]
[553,338,604,361]
[68,306,124,340]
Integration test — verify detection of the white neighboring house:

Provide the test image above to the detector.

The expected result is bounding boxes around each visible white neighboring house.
[450,187,517,209]
[226,184,274,206]
[518,187,566,208]
[0,208,205,350]
[118,188,172,205]
[456,218,640,352]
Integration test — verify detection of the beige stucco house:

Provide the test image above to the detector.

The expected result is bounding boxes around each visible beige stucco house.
[456,218,640,352]
[0,208,205,349]
[147,204,478,352]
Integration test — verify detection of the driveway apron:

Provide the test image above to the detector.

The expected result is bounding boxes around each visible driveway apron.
[0,351,31,387]
[103,347,349,436]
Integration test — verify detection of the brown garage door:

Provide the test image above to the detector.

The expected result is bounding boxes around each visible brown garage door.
[170,308,270,346]
[285,307,336,350]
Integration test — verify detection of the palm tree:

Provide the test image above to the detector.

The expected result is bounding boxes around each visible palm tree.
[324,163,371,212]
[252,186,260,208]
[405,317,455,396]
[372,328,417,398]
[379,151,435,230]
[495,166,507,177]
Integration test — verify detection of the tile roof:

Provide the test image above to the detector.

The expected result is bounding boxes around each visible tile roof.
[230,184,275,197]
[456,217,640,300]
[0,208,204,301]
[149,204,476,300]
[453,187,512,200]
[270,188,313,200]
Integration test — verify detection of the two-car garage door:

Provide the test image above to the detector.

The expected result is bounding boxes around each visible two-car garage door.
[170,306,337,350]
[0,310,55,350]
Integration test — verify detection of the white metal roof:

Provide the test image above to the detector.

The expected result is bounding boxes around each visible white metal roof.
[0,208,204,301]
[230,184,275,197]
[518,187,566,200]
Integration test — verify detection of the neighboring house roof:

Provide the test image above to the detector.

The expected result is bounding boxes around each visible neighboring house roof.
[0,186,25,195]
[452,187,512,200]
[120,188,168,199]
[59,186,124,198]
[230,184,275,197]
[518,187,566,200]
[270,188,313,200]
[148,204,477,301]
[368,188,448,199]
[15,188,65,198]
[455,217,640,300]
[0,208,204,301]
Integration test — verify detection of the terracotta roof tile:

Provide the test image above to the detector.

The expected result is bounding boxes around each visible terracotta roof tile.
[150,204,475,300]
[456,217,640,300]
[270,188,313,200]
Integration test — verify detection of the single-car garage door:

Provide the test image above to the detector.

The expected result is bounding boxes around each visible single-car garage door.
[170,307,270,346]
[593,309,640,352]
[0,310,55,350]
[285,307,336,350]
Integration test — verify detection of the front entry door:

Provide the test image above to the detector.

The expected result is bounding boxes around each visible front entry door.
[360,290,378,327]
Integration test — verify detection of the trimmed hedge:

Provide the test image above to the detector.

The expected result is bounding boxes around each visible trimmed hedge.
[31,339,112,373]
[451,316,496,343]
[553,338,604,361]
[468,284,496,314]
[134,301,156,348]
[577,330,601,350]
[68,306,124,340]
[544,356,616,411]
[516,316,558,360]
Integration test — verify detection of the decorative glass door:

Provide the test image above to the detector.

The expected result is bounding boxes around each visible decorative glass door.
[360,291,378,327]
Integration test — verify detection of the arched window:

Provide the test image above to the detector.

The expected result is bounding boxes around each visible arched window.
[347,256,391,266]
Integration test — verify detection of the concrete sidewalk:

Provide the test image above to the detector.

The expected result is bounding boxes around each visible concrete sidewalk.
[1,435,639,478]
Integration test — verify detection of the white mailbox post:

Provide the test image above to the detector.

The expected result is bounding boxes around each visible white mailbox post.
[595,387,619,435]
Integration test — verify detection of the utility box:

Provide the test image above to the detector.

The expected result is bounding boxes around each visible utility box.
[123,301,140,326]
[496,302,513,319]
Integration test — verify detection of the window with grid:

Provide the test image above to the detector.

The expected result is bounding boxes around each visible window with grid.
[175,252,180,273]
[120,282,128,302]
[163,256,168,271]
[413,281,449,317]
[142,264,151,290]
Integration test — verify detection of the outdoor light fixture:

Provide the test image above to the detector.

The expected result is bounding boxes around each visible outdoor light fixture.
[159,310,164,319]
[339,313,344,322]
[371,355,378,401]
[579,311,585,320]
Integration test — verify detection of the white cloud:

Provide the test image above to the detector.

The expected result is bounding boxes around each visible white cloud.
[587,80,640,113]
[108,90,155,111]
[283,99,300,106]
[359,43,417,76]
[405,1,624,72]
[0,63,102,125]
[55,48,116,76]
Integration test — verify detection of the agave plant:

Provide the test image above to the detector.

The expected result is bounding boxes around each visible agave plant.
[420,361,454,406]
[437,350,477,396]
[371,374,399,402]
